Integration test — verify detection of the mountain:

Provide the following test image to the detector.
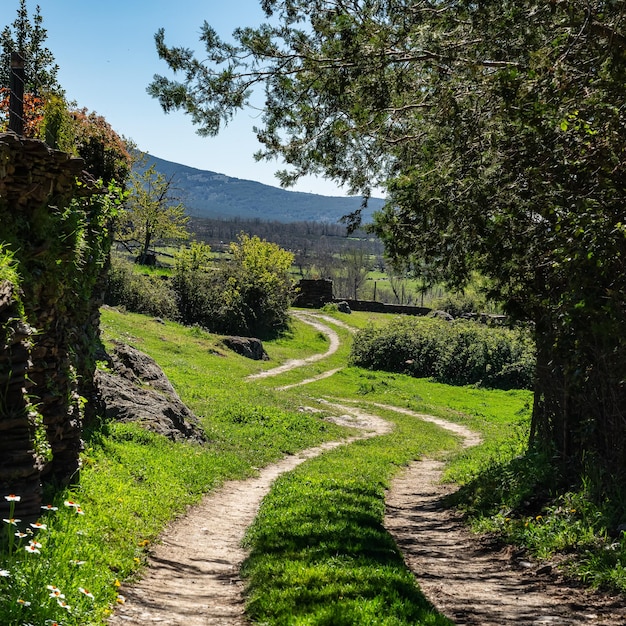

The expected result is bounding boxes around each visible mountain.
[137,154,386,224]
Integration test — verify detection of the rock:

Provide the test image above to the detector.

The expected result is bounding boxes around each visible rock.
[94,343,206,444]
[336,301,352,314]
[429,310,454,321]
[221,336,269,361]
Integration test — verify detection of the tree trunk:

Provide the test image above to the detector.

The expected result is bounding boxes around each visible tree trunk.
[530,306,626,488]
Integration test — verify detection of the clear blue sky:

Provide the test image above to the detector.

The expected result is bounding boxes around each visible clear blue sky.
[12,0,355,197]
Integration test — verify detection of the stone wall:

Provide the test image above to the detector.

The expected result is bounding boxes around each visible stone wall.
[0,131,109,519]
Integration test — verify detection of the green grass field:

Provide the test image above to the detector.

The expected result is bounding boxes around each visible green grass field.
[1,306,622,625]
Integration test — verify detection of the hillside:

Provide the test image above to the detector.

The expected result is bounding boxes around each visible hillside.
[137,154,386,224]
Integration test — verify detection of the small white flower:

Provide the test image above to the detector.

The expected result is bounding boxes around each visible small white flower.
[15,531,28,538]
[24,544,40,554]
[4,494,21,502]
[16,598,31,606]
[57,598,71,611]
[41,504,58,511]
[3,518,21,525]
[0,569,10,577]
[79,587,95,599]
[30,522,47,530]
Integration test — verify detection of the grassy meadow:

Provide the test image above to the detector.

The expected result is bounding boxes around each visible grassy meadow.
[5,305,622,625]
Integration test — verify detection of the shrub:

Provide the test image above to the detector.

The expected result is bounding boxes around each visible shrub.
[350,317,535,389]
[430,291,487,317]
[172,235,294,338]
[104,256,178,319]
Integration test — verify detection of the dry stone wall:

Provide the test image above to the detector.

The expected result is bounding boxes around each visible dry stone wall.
[0,131,111,519]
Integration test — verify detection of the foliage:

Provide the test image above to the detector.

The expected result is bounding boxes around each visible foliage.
[0,89,131,185]
[148,1,626,486]
[104,255,178,319]
[350,317,535,390]
[170,241,214,324]
[0,87,44,135]
[0,0,60,94]
[71,109,131,184]
[173,234,294,337]
[117,161,189,263]
[430,291,488,319]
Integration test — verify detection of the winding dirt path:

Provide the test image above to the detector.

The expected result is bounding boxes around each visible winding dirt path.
[382,403,626,625]
[109,314,626,625]
[108,404,390,626]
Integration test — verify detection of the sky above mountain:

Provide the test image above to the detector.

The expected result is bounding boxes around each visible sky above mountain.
[26,0,363,197]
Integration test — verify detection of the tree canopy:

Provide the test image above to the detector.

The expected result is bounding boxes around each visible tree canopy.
[149,1,626,489]
[118,162,190,264]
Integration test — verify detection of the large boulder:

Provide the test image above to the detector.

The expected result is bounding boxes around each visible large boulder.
[94,343,206,443]
[221,336,269,361]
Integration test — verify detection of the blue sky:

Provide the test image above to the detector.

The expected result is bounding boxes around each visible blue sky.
[13,0,354,196]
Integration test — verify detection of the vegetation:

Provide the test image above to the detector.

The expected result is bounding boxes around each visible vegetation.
[117,161,190,265]
[107,233,295,338]
[173,234,294,337]
[350,317,535,390]
[0,0,60,94]
[149,1,626,494]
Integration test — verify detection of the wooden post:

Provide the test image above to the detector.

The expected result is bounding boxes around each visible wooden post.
[9,52,25,135]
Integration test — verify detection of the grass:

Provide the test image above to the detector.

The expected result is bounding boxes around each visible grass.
[3,305,624,624]
[241,401,460,625]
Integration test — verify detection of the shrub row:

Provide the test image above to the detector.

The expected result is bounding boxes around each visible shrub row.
[349,317,535,389]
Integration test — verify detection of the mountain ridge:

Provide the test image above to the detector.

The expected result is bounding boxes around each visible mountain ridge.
[138,154,386,224]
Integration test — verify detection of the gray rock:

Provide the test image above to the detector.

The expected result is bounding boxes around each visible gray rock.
[94,343,206,443]
[222,336,269,361]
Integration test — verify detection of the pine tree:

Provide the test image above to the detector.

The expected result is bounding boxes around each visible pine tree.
[1,0,60,94]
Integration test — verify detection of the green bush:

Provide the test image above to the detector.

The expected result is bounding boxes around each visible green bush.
[350,317,535,389]
[430,291,487,317]
[172,236,294,338]
[104,256,178,319]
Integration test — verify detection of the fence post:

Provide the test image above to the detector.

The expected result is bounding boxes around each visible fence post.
[9,52,25,135]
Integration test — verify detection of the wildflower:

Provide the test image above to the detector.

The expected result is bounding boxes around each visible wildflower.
[28,540,42,549]
[69,559,86,566]
[4,494,21,502]
[0,569,10,577]
[17,598,31,606]
[78,587,94,599]
[63,500,79,509]
[133,557,140,564]
[75,507,85,515]
[114,579,121,588]
[48,588,65,600]
[41,504,58,511]
[30,522,47,530]
[25,543,40,554]
[57,598,71,611]
[536,515,543,522]
[15,531,28,538]
[3,518,21,525]
[116,594,126,604]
